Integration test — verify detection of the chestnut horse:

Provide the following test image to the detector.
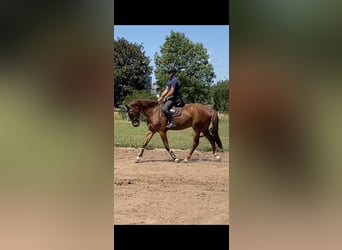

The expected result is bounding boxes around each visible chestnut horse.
[121,99,223,163]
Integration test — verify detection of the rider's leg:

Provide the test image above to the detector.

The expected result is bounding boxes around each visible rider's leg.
[162,100,176,127]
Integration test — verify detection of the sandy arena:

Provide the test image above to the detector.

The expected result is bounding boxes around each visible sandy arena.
[114,147,229,225]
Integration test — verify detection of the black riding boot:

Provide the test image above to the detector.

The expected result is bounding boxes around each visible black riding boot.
[165,113,176,129]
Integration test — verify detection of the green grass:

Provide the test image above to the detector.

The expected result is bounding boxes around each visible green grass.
[114,115,229,151]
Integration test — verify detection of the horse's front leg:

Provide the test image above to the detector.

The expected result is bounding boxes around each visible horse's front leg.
[135,130,155,163]
[159,130,180,163]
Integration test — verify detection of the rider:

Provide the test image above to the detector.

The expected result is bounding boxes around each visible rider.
[158,67,180,129]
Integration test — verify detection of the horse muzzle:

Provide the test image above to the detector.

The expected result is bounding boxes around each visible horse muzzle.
[132,120,140,127]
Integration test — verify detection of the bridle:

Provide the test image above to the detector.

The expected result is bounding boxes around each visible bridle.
[120,101,163,127]
[122,104,140,127]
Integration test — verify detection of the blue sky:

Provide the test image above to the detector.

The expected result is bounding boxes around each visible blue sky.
[114,25,229,84]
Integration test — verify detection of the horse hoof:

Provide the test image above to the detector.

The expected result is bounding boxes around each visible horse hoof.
[174,158,180,163]
[215,155,221,161]
[183,158,189,163]
[135,157,141,163]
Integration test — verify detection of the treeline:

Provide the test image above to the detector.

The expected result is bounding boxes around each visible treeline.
[114,31,229,112]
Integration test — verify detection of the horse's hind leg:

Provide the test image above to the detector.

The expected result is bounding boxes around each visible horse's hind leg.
[184,128,201,163]
[159,131,180,163]
[202,129,216,152]
[135,130,155,163]
[202,129,221,161]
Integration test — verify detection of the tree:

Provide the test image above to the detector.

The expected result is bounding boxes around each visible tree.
[154,31,216,104]
[211,80,229,112]
[123,90,157,104]
[114,38,153,107]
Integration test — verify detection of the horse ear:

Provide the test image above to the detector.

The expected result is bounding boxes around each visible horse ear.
[119,105,130,112]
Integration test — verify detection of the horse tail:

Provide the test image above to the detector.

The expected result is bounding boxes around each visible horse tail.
[211,110,223,150]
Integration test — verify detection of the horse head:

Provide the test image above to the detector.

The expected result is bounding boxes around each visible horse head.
[120,104,140,127]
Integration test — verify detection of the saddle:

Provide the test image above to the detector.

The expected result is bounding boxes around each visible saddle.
[170,107,182,117]
[162,98,185,117]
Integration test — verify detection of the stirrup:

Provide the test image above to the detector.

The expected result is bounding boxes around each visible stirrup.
[166,121,176,129]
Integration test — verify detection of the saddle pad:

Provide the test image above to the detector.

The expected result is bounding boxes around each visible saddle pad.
[170,107,182,117]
